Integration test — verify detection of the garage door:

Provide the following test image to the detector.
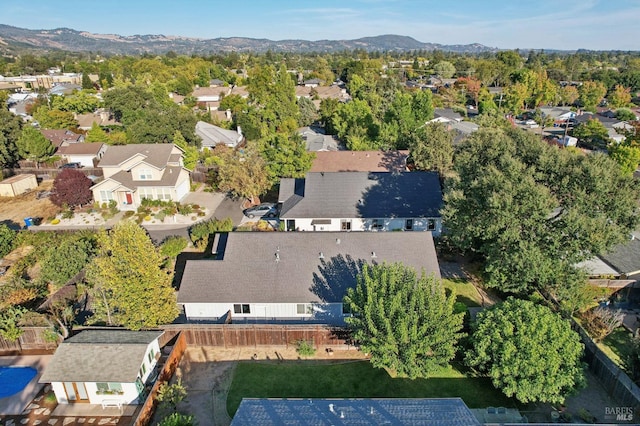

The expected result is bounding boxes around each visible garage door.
[175,179,189,201]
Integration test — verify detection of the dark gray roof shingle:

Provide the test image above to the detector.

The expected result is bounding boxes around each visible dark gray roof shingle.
[178,232,440,304]
[279,172,442,219]
[39,330,162,383]
[600,237,640,277]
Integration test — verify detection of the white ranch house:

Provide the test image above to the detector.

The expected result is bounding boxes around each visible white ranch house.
[278,172,443,235]
[178,231,441,324]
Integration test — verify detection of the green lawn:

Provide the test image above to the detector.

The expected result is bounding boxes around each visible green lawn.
[227,360,515,416]
[599,327,634,367]
[443,278,483,307]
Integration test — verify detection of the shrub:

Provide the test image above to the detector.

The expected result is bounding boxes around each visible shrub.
[155,212,166,222]
[295,340,316,357]
[61,209,73,219]
[0,224,16,258]
[50,169,93,207]
[580,307,624,342]
[189,217,233,244]
[144,215,152,222]
[177,203,193,215]
[123,211,135,218]
[160,236,188,258]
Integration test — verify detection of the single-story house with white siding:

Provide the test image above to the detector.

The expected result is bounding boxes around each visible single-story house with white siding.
[57,142,107,168]
[177,231,441,324]
[39,330,163,407]
[278,172,443,235]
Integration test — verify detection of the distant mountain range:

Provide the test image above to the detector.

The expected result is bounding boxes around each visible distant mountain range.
[0,25,499,55]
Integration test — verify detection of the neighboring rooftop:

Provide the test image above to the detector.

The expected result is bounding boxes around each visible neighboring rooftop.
[231,398,480,426]
[39,330,162,383]
[97,143,179,169]
[178,231,440,305]
[57,142,104,155]
[195,121,243,149]
[279,172,443,219]
[600,237,640,277]
[309,150,409,173]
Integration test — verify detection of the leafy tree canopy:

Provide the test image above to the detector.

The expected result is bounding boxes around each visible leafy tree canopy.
[407,121,453,177]
[258,134,314,184]
[0,224,16,258]
[87,221,179,330]
[344,263,465,379]
[466,298,585,404]
[51,169,93,207]
[16,126,55,164]
[443,127,639,295]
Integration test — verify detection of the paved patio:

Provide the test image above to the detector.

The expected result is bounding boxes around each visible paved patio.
[0,355,51,416]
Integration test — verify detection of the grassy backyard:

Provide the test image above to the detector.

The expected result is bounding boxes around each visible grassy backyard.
[226,360,516,416]
[443,278,483,307]
[599,327,634,368]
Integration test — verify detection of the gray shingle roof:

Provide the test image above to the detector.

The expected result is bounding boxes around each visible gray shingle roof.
[177,231,440,304]
[39,330,162,383]
[98,144,177,169]
[600,237,640,277]
[231,398,481,426]
[195,121,242,148]
[279,172,442,219]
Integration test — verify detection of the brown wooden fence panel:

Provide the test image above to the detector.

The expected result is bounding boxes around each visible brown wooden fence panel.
[133,332,187,426]
[0,327,60,354]
[161,324,351,349]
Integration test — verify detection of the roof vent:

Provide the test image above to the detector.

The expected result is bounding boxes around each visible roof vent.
[319,252,324,259]
[329,404,335,413]
[336,238,341,245]
[275,252,280,262]
[340,411,345,419]
[371,251,377,258]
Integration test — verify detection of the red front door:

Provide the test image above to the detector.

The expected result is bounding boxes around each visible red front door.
[126,193,133,204]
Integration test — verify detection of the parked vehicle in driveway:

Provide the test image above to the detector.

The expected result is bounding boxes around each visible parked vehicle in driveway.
[243,203,278,218]
[59,162,82,169]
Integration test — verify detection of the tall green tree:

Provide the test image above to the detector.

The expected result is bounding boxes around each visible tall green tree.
[33,107,78,130]
[344,263,464,379]
[442,128,639,294]
[40,236,96,290]
[85,122,109,143]
[609,143,640,175]
[87,221,179,330]
[578,80,607,112]
[16,126,55,165]
[572,117,610,150]
[82,72,93,90]
[433,61,456,78]
[258,134,314,183]
[407,122,453,177]
[0,110,22,167]
[466,298,585,404]
[608,84,632,109]
[172,130,198,171]
[215,145,271,204]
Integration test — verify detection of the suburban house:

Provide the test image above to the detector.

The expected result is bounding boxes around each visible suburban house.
[191,86,232,111]
[309,150,409,173]
[231,398,485,426]
[298,126,341,151]
[428,109,479,143]
[195,121,244,149]
[57,142,107,167]
[75,109,120,131]
[539,106,576,123]
[90,144,190,210]
[39,330,163,406]
[278,172,443,235]
[41,129,85,149]
[177,231,441,324]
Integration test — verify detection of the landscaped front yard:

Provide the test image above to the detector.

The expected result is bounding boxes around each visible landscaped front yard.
[226,360,516,416]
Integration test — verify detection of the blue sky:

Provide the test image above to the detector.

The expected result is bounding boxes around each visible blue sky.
[3,0,639,50]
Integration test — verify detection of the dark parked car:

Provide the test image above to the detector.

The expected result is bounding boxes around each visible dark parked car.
[243,203,278,218]
[59,162,82,169]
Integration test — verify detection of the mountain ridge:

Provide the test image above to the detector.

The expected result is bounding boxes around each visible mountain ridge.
[0,24,498,55]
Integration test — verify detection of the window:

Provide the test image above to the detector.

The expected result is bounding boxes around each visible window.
[296,304,313,315]
[148,348,155,363]
[405,219,413,231]
[234,304,251,314]
[139,187,153,200]
[157,188,172,201]
[139,363,147,378]
[96,383,123,395]
[138,169,153,180]
[341,220,351,231]
[99,190,114,203]
[372,219,383,230]
[427,219,436,231]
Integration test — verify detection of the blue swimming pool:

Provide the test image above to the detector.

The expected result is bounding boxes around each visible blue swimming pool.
[0,366,37,398]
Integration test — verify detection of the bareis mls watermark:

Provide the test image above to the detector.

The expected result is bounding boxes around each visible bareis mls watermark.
[604,406,634,422]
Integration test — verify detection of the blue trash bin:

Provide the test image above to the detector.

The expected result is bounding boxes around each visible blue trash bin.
[24,217,33,227]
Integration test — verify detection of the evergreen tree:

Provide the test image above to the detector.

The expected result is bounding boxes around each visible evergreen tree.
[16,126,55,165]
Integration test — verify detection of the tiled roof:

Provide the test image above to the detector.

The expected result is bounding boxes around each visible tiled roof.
[39,330,162,383]
[178,231,440,304]
[279,172,443,219]
[310,151,409,173]
[231,398,480,426]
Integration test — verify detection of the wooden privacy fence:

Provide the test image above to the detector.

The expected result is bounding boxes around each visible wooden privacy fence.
[0,327,60,353]
[161,324,352,348]
[2,167,104,181]
[133,332,187,426]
